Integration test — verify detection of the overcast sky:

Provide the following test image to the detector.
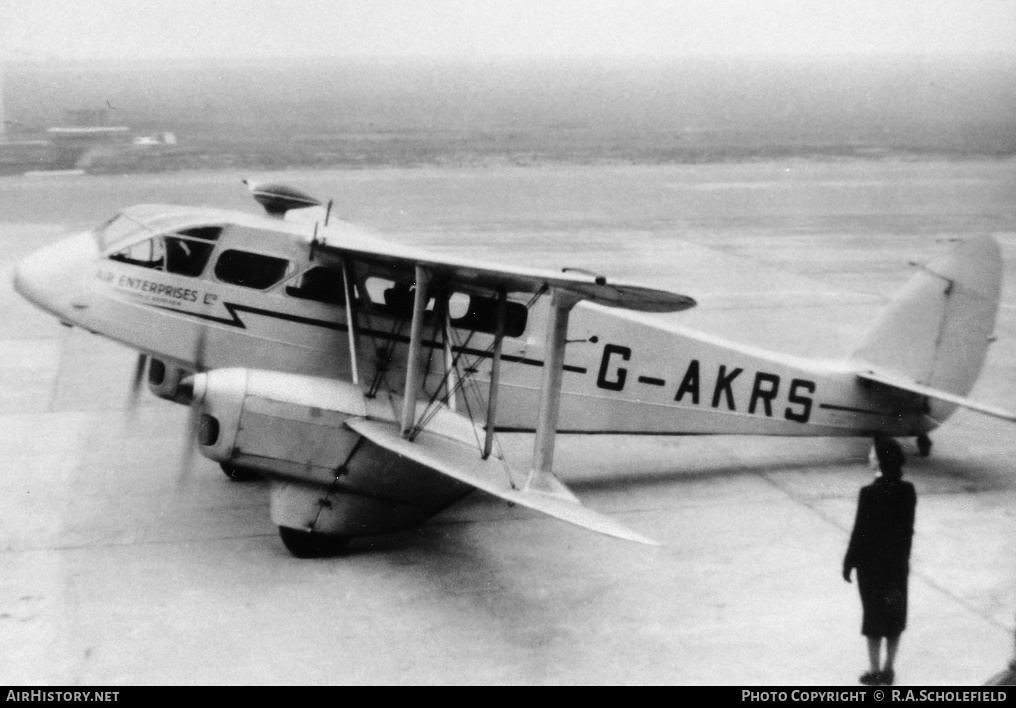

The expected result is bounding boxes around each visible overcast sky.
[4,0,1015,61]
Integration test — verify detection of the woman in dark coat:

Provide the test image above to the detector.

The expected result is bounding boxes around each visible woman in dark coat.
[843,436,916,686]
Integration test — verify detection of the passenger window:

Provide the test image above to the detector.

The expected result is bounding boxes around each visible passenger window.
[382,281,416,316]
[214,249,290,289]
[364,277,433,318]
[108,237,164,270]
[360,278,527,336]
[447,292,471,319]
[286,266,348,305]
[450,294,528,338]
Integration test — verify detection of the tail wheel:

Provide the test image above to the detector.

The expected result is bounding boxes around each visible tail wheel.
[916,434,932,457]
[278,526,350,559]
[219,462,259,482]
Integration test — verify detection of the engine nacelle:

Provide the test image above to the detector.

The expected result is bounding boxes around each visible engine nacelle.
[147,358,193,404]
[187,368,473,539]
[190,368,367,484]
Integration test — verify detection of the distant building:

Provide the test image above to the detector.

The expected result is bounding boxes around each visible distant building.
[1,106,132,173]
[64,108,111,127]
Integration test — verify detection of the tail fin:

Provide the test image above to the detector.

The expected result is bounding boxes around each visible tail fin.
[850,236,1002,406]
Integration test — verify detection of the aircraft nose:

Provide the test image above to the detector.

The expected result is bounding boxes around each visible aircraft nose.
[13,232,99,321]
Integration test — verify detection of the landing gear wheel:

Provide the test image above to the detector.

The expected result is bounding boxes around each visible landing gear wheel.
[278,526,350,559]
[916,433,932,458]
[220,462,259,482]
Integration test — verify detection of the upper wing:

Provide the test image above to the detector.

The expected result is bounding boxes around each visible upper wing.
[309,218,681,546]
[858,367,1016,422]
[311,223,696,313]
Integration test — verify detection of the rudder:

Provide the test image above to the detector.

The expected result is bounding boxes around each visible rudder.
[850,236,1002,405]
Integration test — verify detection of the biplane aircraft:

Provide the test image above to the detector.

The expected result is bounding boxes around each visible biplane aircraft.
[13,181,1015,557]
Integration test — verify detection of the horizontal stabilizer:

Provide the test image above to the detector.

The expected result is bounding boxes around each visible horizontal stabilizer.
[858,368,1016,423]
[346,418,658,546]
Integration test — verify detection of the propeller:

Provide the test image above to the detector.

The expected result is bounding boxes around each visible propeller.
[176,326,208,487]
[176,379,203,487]
[126,353,148,413]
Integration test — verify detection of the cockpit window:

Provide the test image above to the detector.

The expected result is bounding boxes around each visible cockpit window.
[214,249,290,290]
[178,227,221,242]
[94,208,225,250]
[164,227,221,277]
[285,266,350,305]
[108,236,165,269]
[106,226,221,277]
[93,213,150,252]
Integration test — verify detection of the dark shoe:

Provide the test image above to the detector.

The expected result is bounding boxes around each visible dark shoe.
[880,669,895,685]
[859,671,881,685]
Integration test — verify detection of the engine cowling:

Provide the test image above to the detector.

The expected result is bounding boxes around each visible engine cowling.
[187,369,472,538]
[189,368,367,483]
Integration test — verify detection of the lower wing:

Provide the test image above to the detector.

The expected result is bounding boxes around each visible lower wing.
[345,418,658,546]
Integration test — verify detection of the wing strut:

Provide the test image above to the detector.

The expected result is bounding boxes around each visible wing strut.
[442,301,458,413]
[340,258,360,387]
[482,287,507,460]
[401,266,430,438]
[526,288,581,499]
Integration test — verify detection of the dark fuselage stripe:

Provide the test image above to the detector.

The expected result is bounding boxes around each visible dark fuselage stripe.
[818,403,899,418]
[154,304,898,422]
[152,301,588,374]
[493,428,710,435]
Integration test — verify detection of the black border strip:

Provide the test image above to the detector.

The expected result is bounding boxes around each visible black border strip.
[152,302,588,374]
[818,403,899,418]
[494,428,708,435]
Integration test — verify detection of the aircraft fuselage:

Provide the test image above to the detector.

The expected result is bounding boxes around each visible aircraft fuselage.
[14,203,932,441]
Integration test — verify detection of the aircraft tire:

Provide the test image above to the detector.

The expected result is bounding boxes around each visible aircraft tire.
[278,526,350,559]
[220,462,259,482]
[916,434,932,458]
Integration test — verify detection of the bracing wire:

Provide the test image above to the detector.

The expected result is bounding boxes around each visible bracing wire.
[366,313,405,399]
[415,283,549,434]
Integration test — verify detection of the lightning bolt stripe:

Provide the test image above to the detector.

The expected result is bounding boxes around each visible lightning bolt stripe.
[152,302,588,374]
